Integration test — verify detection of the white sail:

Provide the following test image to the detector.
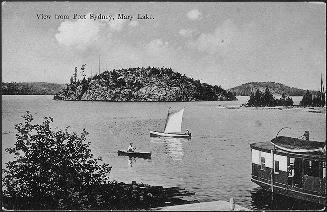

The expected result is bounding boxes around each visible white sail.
[164,108,184,133]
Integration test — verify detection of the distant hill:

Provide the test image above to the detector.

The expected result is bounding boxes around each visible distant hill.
[2,82,66,95]
[54,66,237,101]
[228,82,318,96]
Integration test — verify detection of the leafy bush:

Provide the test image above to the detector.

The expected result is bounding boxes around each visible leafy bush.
[2,112,111,209]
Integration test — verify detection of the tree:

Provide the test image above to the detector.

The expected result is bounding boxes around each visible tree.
[70,76,74,84]
[300,90,312,107]
[263,87,274,106]
[74,67,78,83]
[81,65,89,93]
[81,64,87,79]
[284,97,294,106]
[2,112,111,209]
[254,89,262,106]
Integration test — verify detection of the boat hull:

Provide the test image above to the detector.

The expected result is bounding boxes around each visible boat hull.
[150,131,191,138]
[251,177,326,206]
[117,150,151,159]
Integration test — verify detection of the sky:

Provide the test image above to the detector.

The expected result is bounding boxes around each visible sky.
[2,2,326,90]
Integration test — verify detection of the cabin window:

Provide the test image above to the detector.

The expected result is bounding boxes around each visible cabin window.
[322,162,326,179]
[304,160,320,177]
[252,149,260,165]
[274,161,280,174]
[290,158,295,164]
[288,158,295,177]
[261,157,265,170]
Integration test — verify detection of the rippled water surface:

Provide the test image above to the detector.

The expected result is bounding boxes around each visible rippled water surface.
[2,95,326,210]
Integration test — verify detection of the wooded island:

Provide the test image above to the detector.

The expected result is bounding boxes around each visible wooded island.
[54,66,237,101]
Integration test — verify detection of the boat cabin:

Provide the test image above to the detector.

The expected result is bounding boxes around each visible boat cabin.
[250,138,326,205]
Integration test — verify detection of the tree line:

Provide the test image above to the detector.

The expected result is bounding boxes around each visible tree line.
[299,90,325,107]
[2,82,64,95]
[246,87,326,107]
[246,87,294,107]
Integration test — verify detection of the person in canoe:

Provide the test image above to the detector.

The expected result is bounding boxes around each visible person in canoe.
[186,129,191,137]
[127,142,136,152]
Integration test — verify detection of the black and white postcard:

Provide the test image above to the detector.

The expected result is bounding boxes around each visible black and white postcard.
[2,2,326,211]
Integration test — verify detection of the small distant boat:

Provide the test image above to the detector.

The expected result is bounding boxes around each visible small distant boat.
[225,105,240,109]
[117,150,151,159]
[271,136,326,153]
[150,108,191,138]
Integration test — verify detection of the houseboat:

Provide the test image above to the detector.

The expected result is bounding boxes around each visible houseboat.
[250,132,326,206]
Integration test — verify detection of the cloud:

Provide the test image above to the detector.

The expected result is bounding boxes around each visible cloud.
[179,28,194,38]
[188,19,258,55]
[187,9,202,20]
[55,12,129,51]
[145,39,169,54]
[129,20,139,27]
[55,14,102,50]
[108,18,126,31]
[143,38,182,67]
[188,19,236,54]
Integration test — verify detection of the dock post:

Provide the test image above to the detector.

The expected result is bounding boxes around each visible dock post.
[270,148,275,209]
[229,197,235,211]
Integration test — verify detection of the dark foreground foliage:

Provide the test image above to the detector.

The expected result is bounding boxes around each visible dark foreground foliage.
[2,181,194,210]
[246,88,293,107]
[2,112,194,210]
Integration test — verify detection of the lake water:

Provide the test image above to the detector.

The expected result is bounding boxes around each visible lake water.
[2,95,326,210]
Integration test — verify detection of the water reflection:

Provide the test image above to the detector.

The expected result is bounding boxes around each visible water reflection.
[128,156,136,167]
[250,187,325,210]
[125,156,151,167]
[150,137,190,161]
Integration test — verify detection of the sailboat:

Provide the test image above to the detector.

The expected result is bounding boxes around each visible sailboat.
[150,108,191,138]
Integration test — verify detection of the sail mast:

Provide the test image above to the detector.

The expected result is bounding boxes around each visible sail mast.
[163,107,171,132]
[320,73,324,93]
[98,55,101,75]
[181,107,184,129]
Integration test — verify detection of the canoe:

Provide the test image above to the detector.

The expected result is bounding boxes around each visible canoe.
[271,136,325,153]
[150,131,191,138]
[117,150,151,158]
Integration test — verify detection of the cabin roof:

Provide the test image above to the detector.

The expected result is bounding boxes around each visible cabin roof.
[271,136,325,149]
[250,141,326,160]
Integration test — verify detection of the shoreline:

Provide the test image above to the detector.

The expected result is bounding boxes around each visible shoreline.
[2,180,195,210]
